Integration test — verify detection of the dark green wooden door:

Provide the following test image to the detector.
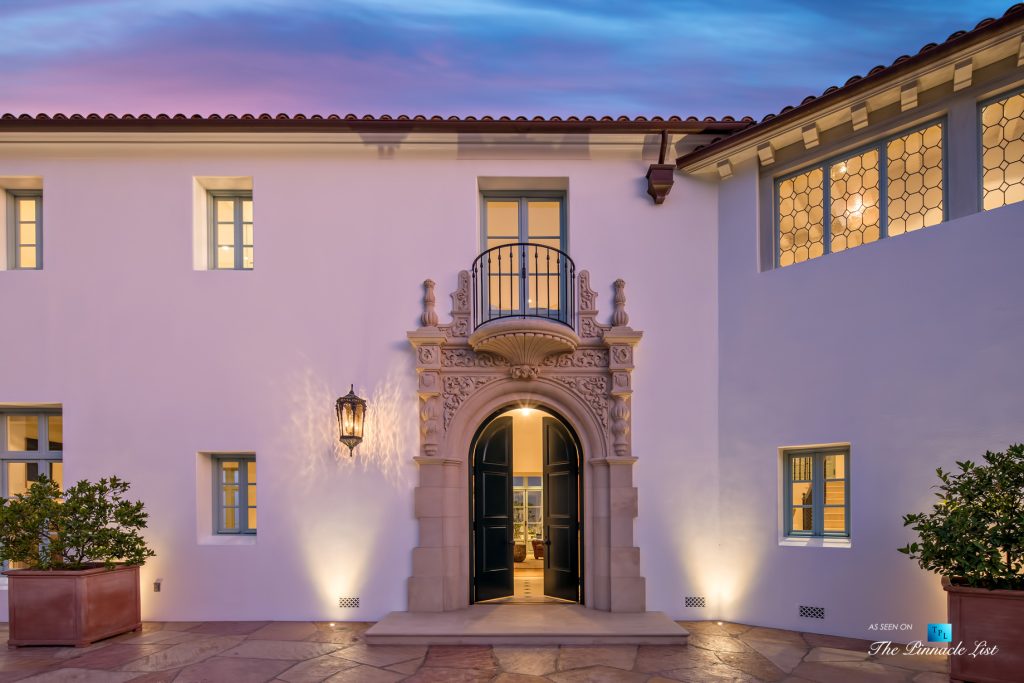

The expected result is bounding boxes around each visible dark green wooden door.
[472,415,514,602]
[543,416,580,602]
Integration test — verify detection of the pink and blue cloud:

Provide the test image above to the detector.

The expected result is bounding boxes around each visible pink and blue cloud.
[0,1,1012,119]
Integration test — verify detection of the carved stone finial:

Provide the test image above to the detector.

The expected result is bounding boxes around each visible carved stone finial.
[612,279,629,327]
[422,279,439,327]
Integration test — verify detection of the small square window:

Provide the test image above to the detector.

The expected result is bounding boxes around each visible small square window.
[783,447,849,538]
[214,455,256,534]
[6,191,42,270]
[208,192,253,270]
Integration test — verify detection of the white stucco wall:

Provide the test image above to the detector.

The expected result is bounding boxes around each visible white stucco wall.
[716,158,1024,640]
[0,138,721,622]
[6,119,1017,637]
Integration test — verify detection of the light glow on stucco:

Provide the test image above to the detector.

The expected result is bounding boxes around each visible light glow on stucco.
[283,365,413,487]
[281,363,416,614]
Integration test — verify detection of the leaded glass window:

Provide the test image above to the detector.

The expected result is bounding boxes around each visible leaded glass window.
[886,123,944,236]
[981,88,1024,210]
[776,121,944,267]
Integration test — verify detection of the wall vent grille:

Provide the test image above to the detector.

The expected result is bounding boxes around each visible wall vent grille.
[684,596,706,608]
[799,605,825,619]
[338,597,360,609]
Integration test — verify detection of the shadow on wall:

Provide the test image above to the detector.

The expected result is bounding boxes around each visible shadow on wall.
[281,361,415,490]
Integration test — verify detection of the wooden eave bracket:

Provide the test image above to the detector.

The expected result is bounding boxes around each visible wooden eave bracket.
[851,102,870,131]
[900,82,919,111]
[1018,36,1024,67]
[953,58,974,92]
[716,159,733,179]
[801,123,819,149]
[756,143,775,166]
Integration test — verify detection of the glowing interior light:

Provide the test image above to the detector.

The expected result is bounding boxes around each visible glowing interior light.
[519,407,532,417]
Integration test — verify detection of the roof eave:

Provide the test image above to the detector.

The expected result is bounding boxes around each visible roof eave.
[676,5,1024,172]
[0,114,753,136]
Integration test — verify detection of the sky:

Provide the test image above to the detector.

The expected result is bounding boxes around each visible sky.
[0,1,1014,120]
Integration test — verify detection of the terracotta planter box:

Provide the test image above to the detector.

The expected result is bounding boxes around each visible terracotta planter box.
[944,577,1024,683]
[4,564,141,647]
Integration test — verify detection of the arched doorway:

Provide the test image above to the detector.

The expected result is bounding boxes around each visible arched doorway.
[470,405,583,604]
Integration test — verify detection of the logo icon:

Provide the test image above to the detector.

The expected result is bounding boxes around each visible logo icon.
[927,623,952,643]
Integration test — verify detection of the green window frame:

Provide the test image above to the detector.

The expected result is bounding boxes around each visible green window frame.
[1,410,63,570]
[480,192,567,251]
[480,192,568,318]
[214,455,256,535]
[7,191,43,270]
[208,192,253,270]
[783,447,850,538]
[774,118,947,268]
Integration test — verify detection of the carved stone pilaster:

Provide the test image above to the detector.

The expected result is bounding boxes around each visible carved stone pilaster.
[408,286,448,458]
[610,396,630,457]
[604,319,642,459]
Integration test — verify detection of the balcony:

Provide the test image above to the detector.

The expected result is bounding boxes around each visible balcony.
[471,242,576,331]
[469,243,579,371]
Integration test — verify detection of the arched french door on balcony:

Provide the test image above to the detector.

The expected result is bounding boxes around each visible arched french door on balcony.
[476,194,574,328]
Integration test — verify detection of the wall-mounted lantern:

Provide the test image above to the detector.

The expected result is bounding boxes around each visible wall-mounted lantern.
[335,385,367,455]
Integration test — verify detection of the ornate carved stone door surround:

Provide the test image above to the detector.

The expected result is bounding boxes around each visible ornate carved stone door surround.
[407,270,645,612]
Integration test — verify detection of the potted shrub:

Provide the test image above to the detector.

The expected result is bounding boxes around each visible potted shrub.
[0,475,155,647]
[899,444,1024,683]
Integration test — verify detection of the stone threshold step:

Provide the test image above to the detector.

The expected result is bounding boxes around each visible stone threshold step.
[365,604,689,646]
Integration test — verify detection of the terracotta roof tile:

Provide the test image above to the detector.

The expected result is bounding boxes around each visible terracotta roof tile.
[0,111,754,134]
[678,3,1024,168]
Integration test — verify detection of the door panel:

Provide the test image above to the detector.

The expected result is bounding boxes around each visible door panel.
[543,416,580,602]
[482,472,509,517]
[473,416,514,602]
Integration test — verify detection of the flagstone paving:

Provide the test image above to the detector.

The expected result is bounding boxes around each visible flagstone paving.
[0,620,948,682]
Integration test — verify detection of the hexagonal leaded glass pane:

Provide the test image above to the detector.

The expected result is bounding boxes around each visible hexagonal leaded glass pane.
[981,90,1024,210]
[830,149,881,253]
[887,123,943,236]
[777,167,825,267]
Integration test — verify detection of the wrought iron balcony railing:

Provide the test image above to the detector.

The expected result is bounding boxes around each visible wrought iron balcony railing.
[471,242,576,331]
